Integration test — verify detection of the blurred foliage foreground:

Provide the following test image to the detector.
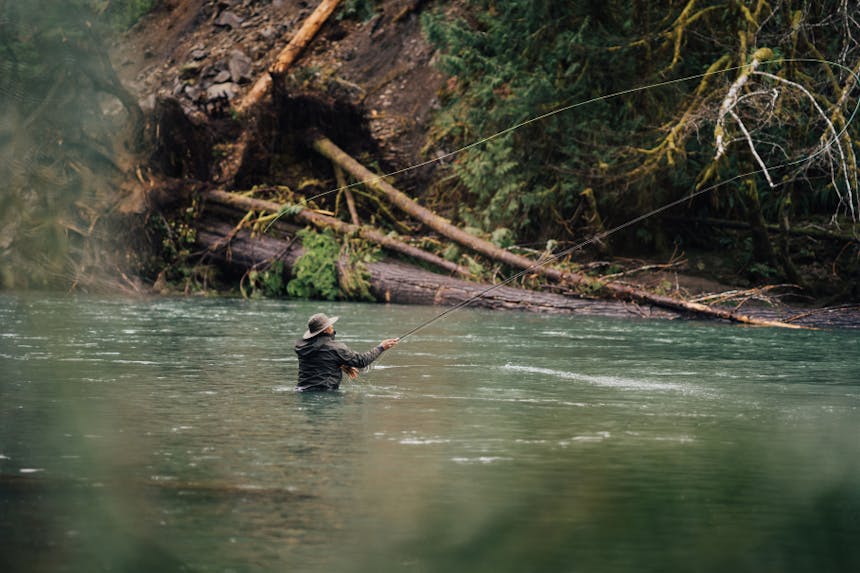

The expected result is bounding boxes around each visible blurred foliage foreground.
[0,0,151,290]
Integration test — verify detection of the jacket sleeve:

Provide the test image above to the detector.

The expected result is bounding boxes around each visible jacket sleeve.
[331,342,384,368]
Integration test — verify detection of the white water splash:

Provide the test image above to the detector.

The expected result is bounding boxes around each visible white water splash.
[502,363,687,392]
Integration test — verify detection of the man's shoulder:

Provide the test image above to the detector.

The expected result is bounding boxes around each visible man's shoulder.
[323,339,350,350]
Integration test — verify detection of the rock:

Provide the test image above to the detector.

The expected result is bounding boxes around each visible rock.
[228,50,253,84]
[190,49,208,61]
[215,10,243,29]
[179,62,202,79]
[139,94,157,113]
[213,70,232,83]
[184,85,202,102]
[206,82,239,100]
[259,26,277,41]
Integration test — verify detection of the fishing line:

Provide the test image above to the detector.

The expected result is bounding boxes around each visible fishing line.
[388,57,860,341]
[266,59,754,231]
[272,57,859,224]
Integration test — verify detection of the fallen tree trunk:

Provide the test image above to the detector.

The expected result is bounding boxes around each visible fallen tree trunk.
[366,261,678,317]
[217,1,342,185]
[205,189,471,278]
[237,0,343,114]
[310,134,576,283]
[198,220,304,270]
[310,134,810,329]
[196,219,676,318]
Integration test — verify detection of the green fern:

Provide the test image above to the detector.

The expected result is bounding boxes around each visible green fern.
[287,229,341,300]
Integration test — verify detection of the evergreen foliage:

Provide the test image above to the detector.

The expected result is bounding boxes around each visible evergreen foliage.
[422,1,592,234]
[423,0,860,262]
[285,228,378,301]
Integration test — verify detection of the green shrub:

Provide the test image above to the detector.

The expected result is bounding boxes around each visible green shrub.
[287,228,341,300]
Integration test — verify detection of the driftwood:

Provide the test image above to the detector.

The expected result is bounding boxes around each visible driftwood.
[205,189,471,277]
[237,0,343,114]
[310,134,810,329]
[196,219,675,318]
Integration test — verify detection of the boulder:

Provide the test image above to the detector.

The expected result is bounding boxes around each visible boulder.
[228,50,253,84]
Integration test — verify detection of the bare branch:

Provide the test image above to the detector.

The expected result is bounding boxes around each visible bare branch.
[728,108,775,188]
[713,52,768,161]
[752,70,856,220]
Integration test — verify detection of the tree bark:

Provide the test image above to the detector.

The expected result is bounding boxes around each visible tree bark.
[237,0,343,114]
[204,189,471,278]
[740,179,779,268]
[198,220,304,270]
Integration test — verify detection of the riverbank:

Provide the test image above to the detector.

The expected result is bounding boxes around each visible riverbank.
[94,0,860,328]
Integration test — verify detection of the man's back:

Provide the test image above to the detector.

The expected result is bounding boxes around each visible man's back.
[294,333,382,391]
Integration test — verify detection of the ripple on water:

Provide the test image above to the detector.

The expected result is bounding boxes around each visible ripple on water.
[502,363,689,392]
[398,438,451,445]
[451,456,511,464]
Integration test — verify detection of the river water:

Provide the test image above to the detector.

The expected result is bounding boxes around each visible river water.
[1,294,858,572]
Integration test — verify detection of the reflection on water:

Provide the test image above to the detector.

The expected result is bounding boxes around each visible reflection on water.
[1,294,859,572]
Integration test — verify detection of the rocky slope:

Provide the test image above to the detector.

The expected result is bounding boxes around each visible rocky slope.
[113,0,445,185]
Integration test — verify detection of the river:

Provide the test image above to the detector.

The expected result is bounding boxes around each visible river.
[1,294,859,572]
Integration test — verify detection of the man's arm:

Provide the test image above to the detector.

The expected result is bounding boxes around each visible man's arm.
[333,338,399,368]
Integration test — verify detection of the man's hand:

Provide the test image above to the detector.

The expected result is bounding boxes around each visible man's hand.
[379,338,399,350]
[341,365,360,379]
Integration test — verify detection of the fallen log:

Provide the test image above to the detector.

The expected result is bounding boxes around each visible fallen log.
[310,134,810,329]
[196,219,676,318]
[198,220,303,270]
[311,134,575,281]
[237,0,343,114]
[366,261,682,317]
[204,189,471,278]
[217,1,343,185]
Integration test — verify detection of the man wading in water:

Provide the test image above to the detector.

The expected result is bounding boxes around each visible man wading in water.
[295,313,399,391]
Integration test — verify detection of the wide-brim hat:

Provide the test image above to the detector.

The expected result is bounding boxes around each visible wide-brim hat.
[303,312,339,339]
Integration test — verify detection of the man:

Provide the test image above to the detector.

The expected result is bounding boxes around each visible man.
[294,312,399,391]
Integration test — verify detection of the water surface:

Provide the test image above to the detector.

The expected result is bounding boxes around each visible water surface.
[1,294,859,572]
